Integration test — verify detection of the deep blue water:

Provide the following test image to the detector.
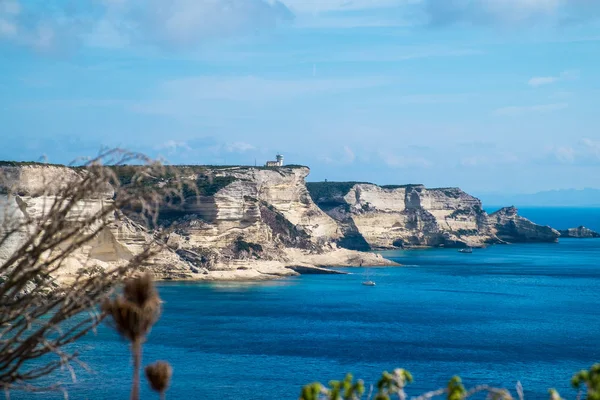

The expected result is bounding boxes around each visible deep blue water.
[16,210,600,400]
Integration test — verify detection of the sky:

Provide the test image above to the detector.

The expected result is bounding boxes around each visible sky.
[1,0,600,194]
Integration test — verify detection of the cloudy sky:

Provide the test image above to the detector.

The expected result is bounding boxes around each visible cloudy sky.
[1,0,600,194]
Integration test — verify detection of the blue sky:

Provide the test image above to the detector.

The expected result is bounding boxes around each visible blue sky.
[1,0,600,194]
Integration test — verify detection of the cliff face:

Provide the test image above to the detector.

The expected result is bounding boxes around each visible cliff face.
[1,164,566,282]
[163,166,356,276]
[214,167,340,243]
[489,207,560,243]
[0,165,391,283]
[307,182,559,249]
[0,165,192,283]
[309,183,494,249]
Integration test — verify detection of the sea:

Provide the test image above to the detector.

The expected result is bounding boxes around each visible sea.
[17,208,600,400]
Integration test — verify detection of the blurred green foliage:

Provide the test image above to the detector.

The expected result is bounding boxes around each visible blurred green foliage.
[300,364,600,400]
[446,376,466,400]
[572,364,600,400]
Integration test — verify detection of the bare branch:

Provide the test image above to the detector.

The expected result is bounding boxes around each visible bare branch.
[0,150,186,394]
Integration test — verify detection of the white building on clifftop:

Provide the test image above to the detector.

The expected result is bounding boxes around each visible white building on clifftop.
[265,154,284,167]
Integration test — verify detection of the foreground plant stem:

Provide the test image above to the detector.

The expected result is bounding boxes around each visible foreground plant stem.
[131,339,142,400]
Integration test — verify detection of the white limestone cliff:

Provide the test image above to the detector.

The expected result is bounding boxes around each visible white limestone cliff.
[1,164,562,283]
[308,182,558,249]
[0,165,192,283]
[0,164,394,283]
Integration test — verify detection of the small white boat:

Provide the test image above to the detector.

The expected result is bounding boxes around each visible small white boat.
[458,247,473,254]
[362,267,376,286]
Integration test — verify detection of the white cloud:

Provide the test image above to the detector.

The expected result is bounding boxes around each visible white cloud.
[527,70,580,87]
[282,0,411,13]
[425,0,600,26]
[539,139,600,165]
[460,156,487,167]
[321,47,483,63]
[0,0,19,14]
[155,140,191,154]
[528,76,559,87]
[4,0,597,53]
[394,93,474,104]
[581,138,600,158]
[380,152,432,168]
[129,75,392,118]
[289,0,600,28]
[162,76,391,101]
[460,152,519,168]
[553,146,576,163]
[0,0,91,52]
[343,146,356,163]
[295,14,410,29]
[0,1,18,37]
[226,142,255,153]
[0,18,16,36]
[319,146,357,165]
[494,103,568,116]
[0,0,294,51]
[121,0,293,48]
[549,91,574,99]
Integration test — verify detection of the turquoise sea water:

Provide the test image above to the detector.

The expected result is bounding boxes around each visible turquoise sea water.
[17,209,600,400]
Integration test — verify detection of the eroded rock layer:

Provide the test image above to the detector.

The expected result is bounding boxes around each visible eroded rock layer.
[307,182,559,249]
[489,206,560,243]
[0,165,393,282]
[1,164,566,282]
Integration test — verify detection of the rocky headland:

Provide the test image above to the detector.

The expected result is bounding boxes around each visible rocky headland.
[488,206,560,243]
[558,226,600,238]
[0,163,567,282]
[0,164,394,283]
[307,182,560,249]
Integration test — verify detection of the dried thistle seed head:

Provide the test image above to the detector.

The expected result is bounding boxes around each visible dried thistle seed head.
[145,361,173,394]
[123,273,158,308]
[102,293,161,342]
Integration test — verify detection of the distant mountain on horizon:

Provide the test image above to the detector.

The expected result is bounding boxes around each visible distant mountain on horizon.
[477,188,600,208]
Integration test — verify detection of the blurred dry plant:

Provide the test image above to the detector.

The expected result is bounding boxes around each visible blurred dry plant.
[103,273,162,400]
[145,361,172,400]
[0,149,187,396]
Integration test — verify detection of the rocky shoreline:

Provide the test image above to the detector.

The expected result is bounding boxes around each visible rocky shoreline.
[0,163,591,283]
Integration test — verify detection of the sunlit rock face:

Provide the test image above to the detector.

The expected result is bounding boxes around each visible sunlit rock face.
[0,165,391,283]
[0,165,190,283]
[489,206,560,243]
[159,166,389,277]
[1,164,560,282]
[308,182,558,250]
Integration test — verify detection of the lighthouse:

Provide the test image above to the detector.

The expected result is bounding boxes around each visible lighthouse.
[265,154,284,167]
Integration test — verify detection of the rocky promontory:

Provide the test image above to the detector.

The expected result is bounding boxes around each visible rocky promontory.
[0,163,571,282]
[0,164,396,283]
[558,226,600,238]
[488,206,560,243]
[307,183,560,249]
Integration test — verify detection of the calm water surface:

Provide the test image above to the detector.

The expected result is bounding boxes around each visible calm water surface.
[18,210,600,400]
